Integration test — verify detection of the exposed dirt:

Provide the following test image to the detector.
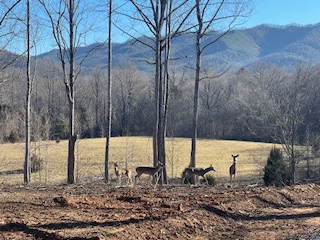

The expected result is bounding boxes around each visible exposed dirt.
[0,182,319,240]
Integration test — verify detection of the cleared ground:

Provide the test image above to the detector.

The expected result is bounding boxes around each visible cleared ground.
[0,183,319,239]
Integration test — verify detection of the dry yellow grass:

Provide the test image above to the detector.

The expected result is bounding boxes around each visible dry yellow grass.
[0,137,280,185]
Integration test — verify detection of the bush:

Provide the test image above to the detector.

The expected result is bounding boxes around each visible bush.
[7,130,19,143]
[312,137,320,156]
[263,147,290,187]
[182,171,217,186]
[201,174,217,186]
[52,115,69,140]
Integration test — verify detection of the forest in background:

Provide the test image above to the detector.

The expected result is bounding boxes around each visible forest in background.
[1,59,320,148]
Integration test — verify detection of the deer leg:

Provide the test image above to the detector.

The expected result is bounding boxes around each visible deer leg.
[204,176,208,185]
[135,174,141,184]
[182,172,187,184]
[128,176,132,185]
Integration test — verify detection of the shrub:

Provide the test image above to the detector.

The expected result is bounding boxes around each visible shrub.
[7,130,19,143]
[52,115,69,140]
[182,172,217,186]
[312,137,320,156]
[202,174,217,186]
[263,147,290,187]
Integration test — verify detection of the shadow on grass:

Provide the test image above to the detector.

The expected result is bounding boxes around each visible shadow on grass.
[203,205,320,221]
[0,169,23,175]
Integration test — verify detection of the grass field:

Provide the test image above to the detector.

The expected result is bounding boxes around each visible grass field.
[0,136,280,185]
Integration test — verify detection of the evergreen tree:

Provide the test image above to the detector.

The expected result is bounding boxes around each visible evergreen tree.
[264,147,290,187]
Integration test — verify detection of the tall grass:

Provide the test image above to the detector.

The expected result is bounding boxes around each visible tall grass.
[0,137,278,185]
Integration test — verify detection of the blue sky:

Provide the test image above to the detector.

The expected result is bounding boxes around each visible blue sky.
[245,0,320,27]
[111,0,320,43]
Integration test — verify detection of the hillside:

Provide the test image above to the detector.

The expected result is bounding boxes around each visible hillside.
[37,23,320,72]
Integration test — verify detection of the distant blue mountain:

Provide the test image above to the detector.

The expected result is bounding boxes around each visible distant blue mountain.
[37,23,320,73]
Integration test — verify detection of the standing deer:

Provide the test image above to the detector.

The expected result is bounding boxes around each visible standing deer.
[135,162,163,184]
[114,162,132,185]
[182,165,215,185]
[229,154,239,183]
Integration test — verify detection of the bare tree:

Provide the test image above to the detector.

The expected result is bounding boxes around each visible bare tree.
[113,61,144,136]
[238,64,313,184]
[198,74,223,138]
[189,0,254,168]
[24,0,32,183]
[105,0,113,183]
[91,67,105,137]
[270,67,312,184]
[119,0,194,183]
[39,0,98,183]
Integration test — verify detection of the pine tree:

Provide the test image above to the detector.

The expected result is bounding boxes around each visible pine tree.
[264,147,290,187]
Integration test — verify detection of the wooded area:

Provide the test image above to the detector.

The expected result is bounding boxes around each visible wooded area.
[2,62,320,148]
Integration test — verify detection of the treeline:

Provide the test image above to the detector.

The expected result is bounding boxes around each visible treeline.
[1,60,320,147]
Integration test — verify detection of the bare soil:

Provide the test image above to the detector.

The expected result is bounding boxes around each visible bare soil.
[0,182,319,240]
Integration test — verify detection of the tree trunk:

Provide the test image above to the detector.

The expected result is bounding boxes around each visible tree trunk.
[190,2,202,168]
[67,0,76,184]
[105,0,112,183]
[24,0,31,184]
[67,102,76,184]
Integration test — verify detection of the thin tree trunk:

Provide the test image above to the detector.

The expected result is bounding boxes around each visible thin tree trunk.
[190,2,202,168]
[67,0,76,184]
[291,131,295,184]
[24,0,31,183]
[190,48,200,168]
[105,0,112,183]
[153,31,160,168]
[160,0,173,184]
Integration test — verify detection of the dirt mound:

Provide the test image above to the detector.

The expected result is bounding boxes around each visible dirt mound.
[0,183,319,239]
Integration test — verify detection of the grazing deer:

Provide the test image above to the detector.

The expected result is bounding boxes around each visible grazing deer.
[229,154,239,183]
[135,163,163,184]
[114,162,132,185]
[182,165,215,185]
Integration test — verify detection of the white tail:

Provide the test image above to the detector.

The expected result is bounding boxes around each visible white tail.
[182,165,215,185]
[114,162,132,185]
[135,163,163,184]
[229,154,239,183]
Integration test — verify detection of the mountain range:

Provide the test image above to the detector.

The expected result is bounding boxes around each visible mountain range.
[37,23,320,73]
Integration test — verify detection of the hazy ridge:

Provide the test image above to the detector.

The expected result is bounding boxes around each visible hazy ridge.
[36,23,320,73]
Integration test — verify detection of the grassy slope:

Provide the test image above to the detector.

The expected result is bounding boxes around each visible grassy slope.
[0,137,279,185]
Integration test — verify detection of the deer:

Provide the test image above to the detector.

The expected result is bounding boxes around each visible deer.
[182,165,215,185]
[135,162,163,184]
[113,162,132,185]
[229,154,239,183]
